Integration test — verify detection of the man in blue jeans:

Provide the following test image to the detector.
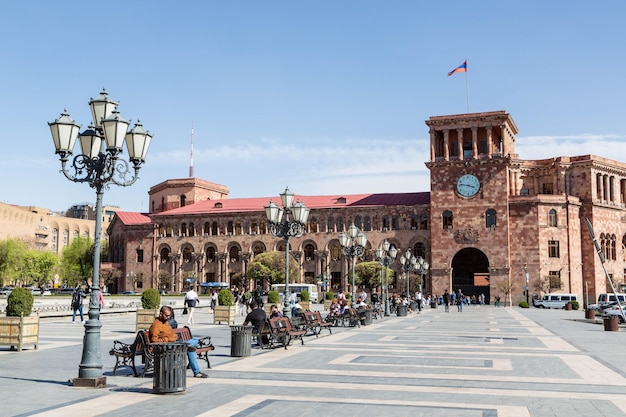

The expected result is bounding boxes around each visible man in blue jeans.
[149,306,208,378]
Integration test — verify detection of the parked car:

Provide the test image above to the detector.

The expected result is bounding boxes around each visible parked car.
[119,291,136,295]
[0,287,12,295]
[588,293,626,310]
[28,287,42,296]
[533,293,578,309]
[601,304,626,323]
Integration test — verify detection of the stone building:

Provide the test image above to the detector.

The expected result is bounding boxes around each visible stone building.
[107,110,626,306]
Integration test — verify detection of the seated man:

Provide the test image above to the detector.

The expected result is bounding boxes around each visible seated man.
[244,301,267,345]
[149,305,208,378]
[269,304,283,319]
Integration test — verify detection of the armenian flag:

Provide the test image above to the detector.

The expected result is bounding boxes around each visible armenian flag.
[448,60,467,76]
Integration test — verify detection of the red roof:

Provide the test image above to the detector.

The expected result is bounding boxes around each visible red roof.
[154,192,430,216]
[115,211,152,225]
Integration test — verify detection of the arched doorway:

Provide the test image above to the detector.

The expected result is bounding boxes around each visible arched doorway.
[451,248,490,301]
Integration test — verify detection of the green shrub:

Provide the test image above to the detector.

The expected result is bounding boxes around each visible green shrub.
[267,291,280,304]
[6,287,34,317]
[346,293,351,300]
[300,290,310,302]
[325,291,334,300]
[218,289,234,306]
[140,288,161,309]
[518,301,529,308]
[568,300,580,310]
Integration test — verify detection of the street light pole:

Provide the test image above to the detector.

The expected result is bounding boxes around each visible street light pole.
[399,249,416,301]
[523,263,529,305]
[265,187,309,318]
[48,89,152,387]
[338,225,367,308]
[376,240,397,316]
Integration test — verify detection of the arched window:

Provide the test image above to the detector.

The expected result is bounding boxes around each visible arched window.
[227,221,234,235]
[229,246,240,262]
[354,216,362,230]
[211,222,218,236]
[206,247,216,262]
[442,211,453,229]
[304,244,315,261]
[382,215,391,231]
[235,221,243,235]
[188,223,195,237]
[327,217,334,233]
[180,194,186,207]
[336,217,344,232]
[548,209,558,227]
[309,217,318,233]
[611,234,617,261]
[183,247,192,263]
[420,214,428,230]
[485,209,497,228]
[181,223,187,236]
[160,248,170,263]
[414,242,426,259]
[203,222,210,236]
[330,243,342,261]
[363,216,371,232]
[392,215,399,230]
[411,215,419,230]
[253,244,265,256]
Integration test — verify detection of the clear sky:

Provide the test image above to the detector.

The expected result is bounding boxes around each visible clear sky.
[2,1,626,212]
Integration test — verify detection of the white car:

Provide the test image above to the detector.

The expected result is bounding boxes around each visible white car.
[600,304,626,323]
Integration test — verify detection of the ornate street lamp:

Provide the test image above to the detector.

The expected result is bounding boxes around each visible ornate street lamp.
[265,187,309,318]
[399,249,416,300]
[339,225,367,308]
[376,240,397,316]
[415,256,429,295]
[48,89,152,387]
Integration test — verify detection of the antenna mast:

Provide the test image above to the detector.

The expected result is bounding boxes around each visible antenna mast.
[189,123,194,178]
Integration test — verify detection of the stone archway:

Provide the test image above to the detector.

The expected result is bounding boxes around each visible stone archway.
[451,248,490,302]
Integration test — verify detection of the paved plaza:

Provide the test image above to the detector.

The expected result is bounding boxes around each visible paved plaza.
[1,304,625,417]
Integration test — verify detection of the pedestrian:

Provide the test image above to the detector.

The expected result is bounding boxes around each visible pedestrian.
[415,290,422,313]
[71,286,85,324]
[210,290,217,311]
[184,288,199,324]
[237,290,247,316]
[457,289,464,312]
[97,290,104,310]
[443,290,450,312]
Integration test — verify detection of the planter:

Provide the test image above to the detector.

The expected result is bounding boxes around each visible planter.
[585,309,596,320]
[136,309,159,332]
[324,300,332,310]
[565,303,572,311]
[604,317,619,331]
[214,305,236,325]
[299,301,310,311]
[0,315,39,351]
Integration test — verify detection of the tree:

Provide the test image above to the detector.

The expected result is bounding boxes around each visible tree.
[60,236,94,288]
[24,250,58,288]
[246,251,300,287]
[354,261,393,291]
[0,238,29,286]
[496,277,515,307]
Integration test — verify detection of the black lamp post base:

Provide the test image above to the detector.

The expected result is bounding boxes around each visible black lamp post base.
[73,376,107,388]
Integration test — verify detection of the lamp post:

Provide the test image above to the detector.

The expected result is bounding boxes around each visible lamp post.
[376,240,397,316]
[265,187,309,318]
[399,249,416,301]
[338,225,367,308]
[48,89,152,387]
[415,256,429,296]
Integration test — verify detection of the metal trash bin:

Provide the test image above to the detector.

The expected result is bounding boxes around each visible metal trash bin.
[230,325,253,357]
[153,342,187,394]
[361,309,373,325]
[396,304,408,317]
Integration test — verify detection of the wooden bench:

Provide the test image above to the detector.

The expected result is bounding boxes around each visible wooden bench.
[255,319,288,350]
[341,308,361,327]
[173,326,214,369]
[270,317,306,347]
[109,330,145,377]
[301,311,333,336]
[109,327,214,377]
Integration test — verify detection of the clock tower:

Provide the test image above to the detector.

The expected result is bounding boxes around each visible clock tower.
[425,111,519,301]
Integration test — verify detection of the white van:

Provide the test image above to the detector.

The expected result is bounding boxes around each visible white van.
[271,284,319,303]
[533,293,578,309]
[588,293,626,310]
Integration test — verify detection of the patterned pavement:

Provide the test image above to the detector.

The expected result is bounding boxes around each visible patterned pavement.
[1,304,625,417]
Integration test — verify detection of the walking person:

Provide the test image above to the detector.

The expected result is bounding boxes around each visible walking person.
[71,286,86,324]
[457,289,464,312]
[210,289,217,312]
[184,288,199,324]
[443,290,450,312]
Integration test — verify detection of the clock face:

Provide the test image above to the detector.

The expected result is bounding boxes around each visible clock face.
[456,174,480,197]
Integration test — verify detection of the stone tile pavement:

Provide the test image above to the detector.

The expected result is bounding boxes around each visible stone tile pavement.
[1,305,625,417]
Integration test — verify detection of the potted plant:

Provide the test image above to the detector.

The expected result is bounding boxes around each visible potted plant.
[299,290,311,311]
[568,300,579,310]
[136,288,161,331]
[324,291,334,310]
[0,287,39,351]
[214,289,235,324]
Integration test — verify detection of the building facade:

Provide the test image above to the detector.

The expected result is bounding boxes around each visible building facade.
[107,110,626,306]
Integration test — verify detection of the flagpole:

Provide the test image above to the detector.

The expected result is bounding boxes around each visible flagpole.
[465,58,470,113]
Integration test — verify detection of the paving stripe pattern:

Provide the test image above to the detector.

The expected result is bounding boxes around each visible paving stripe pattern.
[2,306,625,416]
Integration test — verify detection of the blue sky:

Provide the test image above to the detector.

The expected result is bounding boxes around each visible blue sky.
[2,1,626,212]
